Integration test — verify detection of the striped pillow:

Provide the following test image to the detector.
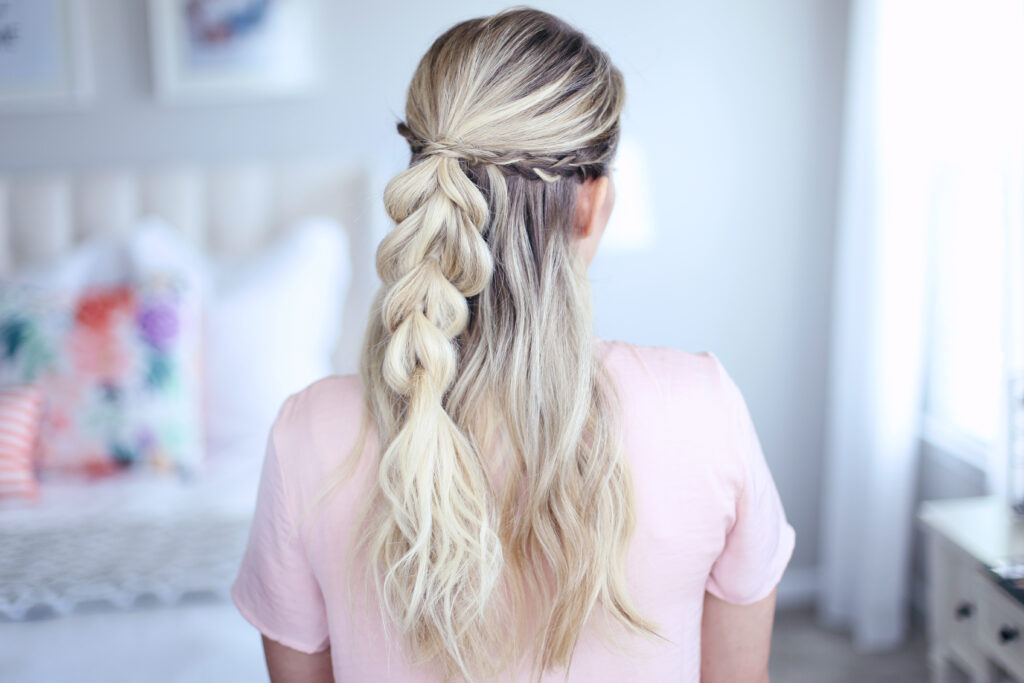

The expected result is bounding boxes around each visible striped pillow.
[0,385,43,500]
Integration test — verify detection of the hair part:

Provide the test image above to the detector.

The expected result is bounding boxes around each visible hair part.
[348,8,658,681]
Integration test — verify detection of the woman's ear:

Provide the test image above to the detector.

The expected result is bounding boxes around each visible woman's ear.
[574,176,610,238]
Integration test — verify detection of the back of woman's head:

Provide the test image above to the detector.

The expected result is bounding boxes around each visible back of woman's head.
[356,7,656,680]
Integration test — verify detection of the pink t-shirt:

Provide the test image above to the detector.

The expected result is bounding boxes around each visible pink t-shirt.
[231,339,796,681]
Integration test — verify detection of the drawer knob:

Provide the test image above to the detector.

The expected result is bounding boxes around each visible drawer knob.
[955,602,974,620]
[1001,626,1020,644]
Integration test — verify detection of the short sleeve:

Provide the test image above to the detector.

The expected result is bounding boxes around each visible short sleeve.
[231,400,330,653]
[704,355,796,605]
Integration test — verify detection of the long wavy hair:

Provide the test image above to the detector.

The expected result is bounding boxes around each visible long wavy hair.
[345,7,658,681]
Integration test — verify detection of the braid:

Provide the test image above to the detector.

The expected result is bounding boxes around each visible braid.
[371,152,506,677]
[397,122,608,183]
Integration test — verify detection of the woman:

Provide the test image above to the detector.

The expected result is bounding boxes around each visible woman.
[232,8,795,682]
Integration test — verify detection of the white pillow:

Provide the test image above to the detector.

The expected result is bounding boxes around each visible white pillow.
[203,217,350,460]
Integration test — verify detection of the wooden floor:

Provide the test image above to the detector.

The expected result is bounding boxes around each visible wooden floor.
[771,606,931,682]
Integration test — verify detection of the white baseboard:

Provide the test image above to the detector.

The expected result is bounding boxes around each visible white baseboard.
[776,565,819,609]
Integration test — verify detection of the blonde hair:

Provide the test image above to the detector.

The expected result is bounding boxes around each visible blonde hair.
[348,7,657,680]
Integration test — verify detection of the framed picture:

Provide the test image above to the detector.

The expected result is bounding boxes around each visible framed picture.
[148,0,324,102]
[0,0,92,109]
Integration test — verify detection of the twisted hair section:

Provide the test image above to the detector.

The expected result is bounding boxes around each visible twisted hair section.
[368,151,506,674]
[349,8,659,681]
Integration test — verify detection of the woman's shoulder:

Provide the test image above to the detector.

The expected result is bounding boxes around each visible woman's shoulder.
[596,338,758,499]
[596,337,728,398]
[268,374,366,478]
[277,373,363,427]
[595,337,746,448]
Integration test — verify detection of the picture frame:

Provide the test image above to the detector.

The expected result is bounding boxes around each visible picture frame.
[147,0,324,103]
[0,0,93,110]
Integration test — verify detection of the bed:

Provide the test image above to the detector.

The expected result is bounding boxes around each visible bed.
[0,161,377,619]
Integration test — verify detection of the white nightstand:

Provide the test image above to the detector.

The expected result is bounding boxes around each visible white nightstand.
[918,495,1024,682]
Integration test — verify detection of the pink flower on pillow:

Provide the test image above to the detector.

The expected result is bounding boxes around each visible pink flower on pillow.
[68,286,139,381]
[67,325,133,380]
[82,455,121,479]
[47,405,72,434]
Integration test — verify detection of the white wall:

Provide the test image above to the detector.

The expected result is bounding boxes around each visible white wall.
[0,0,849,574]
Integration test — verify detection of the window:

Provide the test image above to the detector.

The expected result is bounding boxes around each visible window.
[922,164,1010,468]
[913,3,1024,482]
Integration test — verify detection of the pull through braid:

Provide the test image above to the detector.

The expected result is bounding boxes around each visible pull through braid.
[373,151,505,679]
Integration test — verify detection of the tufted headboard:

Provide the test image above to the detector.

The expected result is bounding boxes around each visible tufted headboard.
[0,161,381,373]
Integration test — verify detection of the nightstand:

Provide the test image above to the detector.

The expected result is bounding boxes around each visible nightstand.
[918,495,1024,682]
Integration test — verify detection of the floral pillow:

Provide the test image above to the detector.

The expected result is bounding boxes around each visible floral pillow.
[0,224,203,479]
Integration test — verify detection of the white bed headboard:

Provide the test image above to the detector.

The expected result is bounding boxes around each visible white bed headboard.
[0,160,381,373]
[0,161,374,268]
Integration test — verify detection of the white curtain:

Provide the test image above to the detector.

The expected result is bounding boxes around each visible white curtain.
[819,0,1024,649]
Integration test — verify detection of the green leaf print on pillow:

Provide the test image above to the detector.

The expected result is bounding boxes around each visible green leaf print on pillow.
[0,313,57,383]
